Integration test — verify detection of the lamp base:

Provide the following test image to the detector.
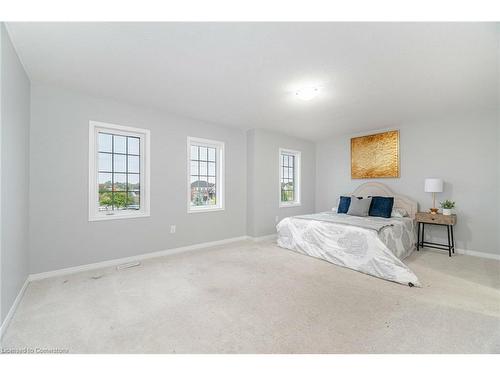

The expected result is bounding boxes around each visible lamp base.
[429,208,439,214]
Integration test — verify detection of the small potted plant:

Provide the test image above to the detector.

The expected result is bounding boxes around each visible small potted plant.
[440,200,455,215]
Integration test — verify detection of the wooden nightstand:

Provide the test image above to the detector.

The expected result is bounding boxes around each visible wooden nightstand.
[415,212,457,257]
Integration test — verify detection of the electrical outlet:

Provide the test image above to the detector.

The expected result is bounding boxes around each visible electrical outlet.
[170,225,176,234]
[275,216,279,223]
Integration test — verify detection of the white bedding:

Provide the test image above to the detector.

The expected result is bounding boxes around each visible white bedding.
[276,212,420,287]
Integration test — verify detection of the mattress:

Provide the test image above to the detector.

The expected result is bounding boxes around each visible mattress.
[276,212,420,286]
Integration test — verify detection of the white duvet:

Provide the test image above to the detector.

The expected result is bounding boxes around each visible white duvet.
[276,212,420,287]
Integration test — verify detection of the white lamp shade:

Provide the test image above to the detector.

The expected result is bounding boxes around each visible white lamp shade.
[424,178,443,193]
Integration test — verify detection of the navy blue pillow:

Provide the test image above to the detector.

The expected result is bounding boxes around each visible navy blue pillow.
[337,196,362,214]
[369,196,394,218]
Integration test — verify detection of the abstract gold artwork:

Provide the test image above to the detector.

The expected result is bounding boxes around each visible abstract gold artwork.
[351,130,400,179]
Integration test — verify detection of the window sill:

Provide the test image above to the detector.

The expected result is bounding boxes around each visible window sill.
[89,211,150,222]
[188,206,225,214]
[279,202,301,208]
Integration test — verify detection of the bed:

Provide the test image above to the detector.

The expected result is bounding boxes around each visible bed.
[276,182,420,287]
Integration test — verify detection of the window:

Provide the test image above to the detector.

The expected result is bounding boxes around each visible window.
[187,137,224,213]
[279,148,301,207]
[89,121,150,221]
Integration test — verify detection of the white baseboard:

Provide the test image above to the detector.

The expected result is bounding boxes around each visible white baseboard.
[0,278,29,340]
[454,248,500,261]
[28,235,249,282]
[249,233,277,242]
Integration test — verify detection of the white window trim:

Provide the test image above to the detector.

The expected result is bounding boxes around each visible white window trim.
[279,148,301,208]
[88,120,150,221]
[187,136,225,213]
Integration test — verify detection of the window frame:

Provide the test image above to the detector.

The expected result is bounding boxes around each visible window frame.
[279,148,301,208]
[187,136,225,213]
[88,120,150,221]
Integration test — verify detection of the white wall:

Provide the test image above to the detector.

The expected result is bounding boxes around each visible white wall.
[29,85,247,274]
[0,24,30,323]
[247,129,315,237]
[316,112,499,256]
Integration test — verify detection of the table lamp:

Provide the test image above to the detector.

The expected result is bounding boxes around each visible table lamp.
[424,178,443,214]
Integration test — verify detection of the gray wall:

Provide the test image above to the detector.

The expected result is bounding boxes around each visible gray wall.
[247,129,315,237]
[497,32,500,260]
[246,130,256,237]
[0,24,30,323]
[29,84,247,274]
[316,112,499,255]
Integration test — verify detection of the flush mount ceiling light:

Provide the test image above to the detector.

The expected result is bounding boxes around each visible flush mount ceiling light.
[295,86,320,101]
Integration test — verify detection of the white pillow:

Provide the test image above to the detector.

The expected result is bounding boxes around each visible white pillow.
[391,207,408,218]
[347,197,372,217]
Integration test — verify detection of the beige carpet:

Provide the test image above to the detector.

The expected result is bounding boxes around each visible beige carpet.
[2,239,499,353]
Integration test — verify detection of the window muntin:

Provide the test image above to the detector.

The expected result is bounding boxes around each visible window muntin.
[279,149,301,207]
[89,121,150,221]
[97,133,141,212]
[281,153,295,203]
[188,137,224,212]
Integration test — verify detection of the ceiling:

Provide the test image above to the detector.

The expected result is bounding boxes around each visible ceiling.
[6,22,499,140]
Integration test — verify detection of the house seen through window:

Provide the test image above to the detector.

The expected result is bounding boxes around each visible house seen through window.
[188,137,224,212]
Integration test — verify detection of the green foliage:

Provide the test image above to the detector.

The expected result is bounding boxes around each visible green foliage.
[99,177,140,211]
[440,199,455,209]
[281,182,294,202]
[193,193,205,206]
[281,190,294,201]
[113,192,130,208]
[99,192,114,207]
[99,191,136,208]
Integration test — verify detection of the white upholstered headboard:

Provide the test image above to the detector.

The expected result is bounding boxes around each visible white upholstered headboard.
[351,182,418,219]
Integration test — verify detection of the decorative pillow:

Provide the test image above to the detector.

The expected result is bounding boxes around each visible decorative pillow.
[391,207,408,218]
[337,196,363,214]
[337,196,351,214]
[369,196,394,218]
[347,196,372,217]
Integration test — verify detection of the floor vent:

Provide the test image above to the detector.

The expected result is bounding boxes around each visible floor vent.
[116,261,141,270]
